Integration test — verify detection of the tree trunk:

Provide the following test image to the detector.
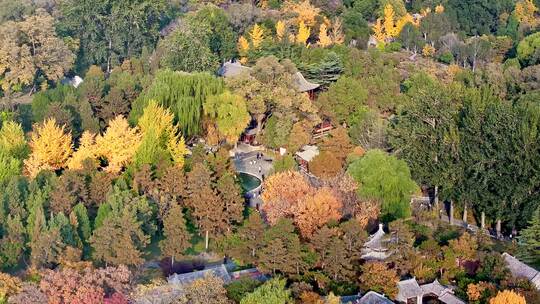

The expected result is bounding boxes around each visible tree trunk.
[205,230,209,250]
[433,186,439,209]
[481,211,485,230]
[171,255,175,268]
[496,219,502,238]
[449,200,454,225]
[463,205,467,223]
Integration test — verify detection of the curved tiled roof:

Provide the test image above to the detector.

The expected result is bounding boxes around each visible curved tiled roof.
[396,278,423,302]
[503,252,540,290]
[218,61,320,92]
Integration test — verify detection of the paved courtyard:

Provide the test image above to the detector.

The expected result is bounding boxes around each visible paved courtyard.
[233,149,274,208]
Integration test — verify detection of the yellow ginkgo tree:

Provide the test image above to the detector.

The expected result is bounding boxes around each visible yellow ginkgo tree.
[372,4,419,44]
[317,23,332,47]
[297,20,311,46]
[250,24,264,49]
[66,131,98,170]
[136,100,188,168]
[24,118,73,178]
[95,116,141,173]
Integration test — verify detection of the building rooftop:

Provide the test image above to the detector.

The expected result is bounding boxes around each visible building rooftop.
[356,291,394,304]
[168,264,231,286]
[218,61,253,78]
[502,252,540,290]
[361,224,390,261]
[296,145,320,162]
[396,278,423,302]
[218,61,320,92]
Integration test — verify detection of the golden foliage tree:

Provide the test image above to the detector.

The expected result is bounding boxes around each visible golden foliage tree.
[276,20,286,42]
[489,290,526,304]
[422,44,436,57]
[293,187,342,238]
[0,272,21,301]
[250,24,264,49]
[24,118,73,177]
[395,13,415,36]
[261,170,313,225]
[66,131,97,170]
[514,0,539,26]
[373,19,386,43]
[297,21,311,46]
[359,262,399,298]
[435,4,445,13]
[138,100,188,168]
[285,0,321,27]
[237,36,250,58]
[95,116,141,173]
[383,4,397,37]
[318,24,332,47]
[203,91,251,144]
[330,18,345,45]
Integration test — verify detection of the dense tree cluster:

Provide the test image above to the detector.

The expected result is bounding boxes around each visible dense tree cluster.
[1,0,540,303]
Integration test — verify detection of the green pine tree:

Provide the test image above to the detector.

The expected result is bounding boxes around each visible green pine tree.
[518,207,540,266]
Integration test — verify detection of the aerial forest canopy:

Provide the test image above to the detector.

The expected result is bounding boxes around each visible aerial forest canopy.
[1,0,540,303]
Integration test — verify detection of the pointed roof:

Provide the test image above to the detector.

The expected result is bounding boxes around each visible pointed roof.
[294,71,320,92]
[361,224,389,261]
[396,278,423,302]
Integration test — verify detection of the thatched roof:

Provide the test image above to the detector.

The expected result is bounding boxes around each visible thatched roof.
[396,278,423,302]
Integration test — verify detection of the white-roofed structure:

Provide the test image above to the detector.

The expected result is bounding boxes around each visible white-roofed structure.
[295,145,319,173]
[503,252,540,290]
[361,224,390,261]
[396,278,423,303]
[218,61,253,78]
[394,278,466,304]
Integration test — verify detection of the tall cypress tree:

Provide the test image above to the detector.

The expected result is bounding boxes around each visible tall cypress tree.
[159,204,191,265]
[0,215,25,268]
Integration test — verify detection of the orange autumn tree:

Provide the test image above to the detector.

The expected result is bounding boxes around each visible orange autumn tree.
[489,290,526,304]
[359,262,399,298]
[261,170,312,225]
[293,187,342,238]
